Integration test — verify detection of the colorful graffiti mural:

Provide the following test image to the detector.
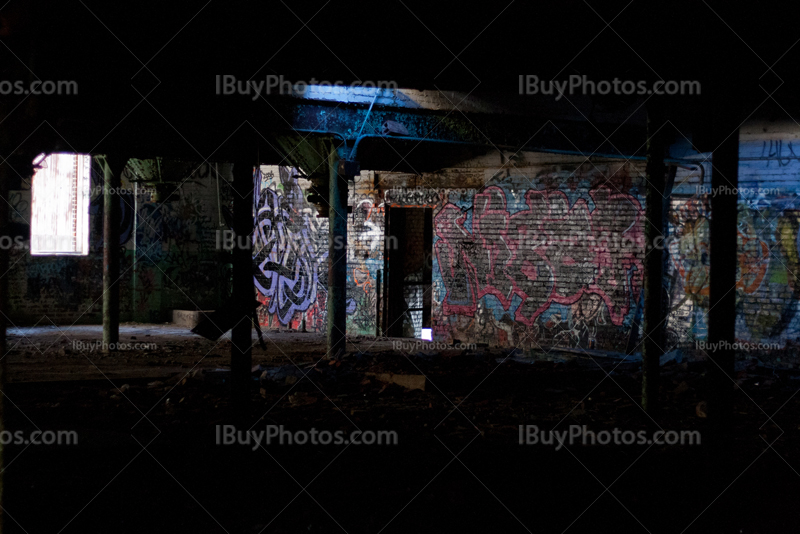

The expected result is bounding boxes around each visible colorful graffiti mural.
[345,194,384,335]
[253,166,328,329]
[252,167,383,334]
[253,186,320,325]
[668,198,770,300]
[665,191,800,352]
[434,184,644,330]
[132,184,224,321]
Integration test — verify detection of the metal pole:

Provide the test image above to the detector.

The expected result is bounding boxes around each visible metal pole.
[101,156,122,353]
[327,146,348,359]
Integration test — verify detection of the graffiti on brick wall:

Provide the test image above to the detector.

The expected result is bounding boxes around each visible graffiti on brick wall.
[345,194,384,335]
[760,140,800,167]
[254,186,319,325]
[122,164,244,321]
[667,199,770,301]
[133,186,222,319]
[251,168,381,333]
[346,266,375,332]
[434,184,644,331]
[24,258,101,311]
[384,187,442,206]
[351,197,384,255]
[666,193,800,351]
[253,166,327,328]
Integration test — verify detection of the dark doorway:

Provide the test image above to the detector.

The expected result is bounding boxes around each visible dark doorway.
[383,207,433,338]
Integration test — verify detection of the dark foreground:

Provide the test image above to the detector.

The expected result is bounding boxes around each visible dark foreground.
[4,330,799,533]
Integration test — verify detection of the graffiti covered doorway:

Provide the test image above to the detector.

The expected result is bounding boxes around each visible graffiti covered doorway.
[383,207,433,338]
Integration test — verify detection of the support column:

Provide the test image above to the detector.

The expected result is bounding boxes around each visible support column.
[327,146,348,359]
[101,156,122,353]
[642,102,666,415]
[708,126,739,427]
[231,160,254,406]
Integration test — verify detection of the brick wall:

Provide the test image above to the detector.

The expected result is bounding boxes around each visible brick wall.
[379,153,648,351]
[8,160,230,325]
[130,163,231,322]
[375,136,800,368]
[253,165,328,332]
[664,127,800,367]
[13,135,800,368]
[346,170,383,336]
[9,161,129,325]
[253,165,384,337]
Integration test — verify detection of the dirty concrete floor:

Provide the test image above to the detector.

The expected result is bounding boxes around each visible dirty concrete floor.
[6,323,399,383]
[3,323,800,533]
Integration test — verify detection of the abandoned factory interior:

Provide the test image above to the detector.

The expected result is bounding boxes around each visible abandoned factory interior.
[3,0,800,532]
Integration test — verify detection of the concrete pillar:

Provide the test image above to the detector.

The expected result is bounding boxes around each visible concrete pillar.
[327,146,348,359]
[231,160,254,405]
[101,156,122,353]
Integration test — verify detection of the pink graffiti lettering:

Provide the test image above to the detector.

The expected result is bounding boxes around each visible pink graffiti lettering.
[434,186,643,326]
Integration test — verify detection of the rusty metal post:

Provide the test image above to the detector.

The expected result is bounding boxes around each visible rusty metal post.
[642,102,666,415]
[327,146,348,358]
[101,156,122,353]
[231,160,254,406]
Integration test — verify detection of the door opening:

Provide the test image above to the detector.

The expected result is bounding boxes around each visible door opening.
[383,207,433,338]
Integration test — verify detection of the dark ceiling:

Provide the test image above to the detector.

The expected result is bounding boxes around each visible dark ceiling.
[1,0,798,162]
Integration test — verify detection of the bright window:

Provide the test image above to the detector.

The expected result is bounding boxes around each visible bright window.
[30,153,91,255]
